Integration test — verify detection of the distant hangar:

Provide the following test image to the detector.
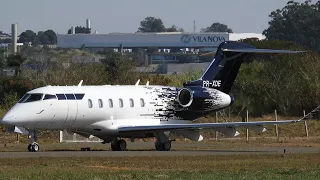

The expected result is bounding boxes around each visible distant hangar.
[57,32,265,50]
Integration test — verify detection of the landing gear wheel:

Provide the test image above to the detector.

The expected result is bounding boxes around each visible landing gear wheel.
[155,141,171,151]
[28,143,39,152]
[163,141,171,151]
[28,144,32,152]
[117,139,127,151]
[111,143,118,151]
[110,139,127,151]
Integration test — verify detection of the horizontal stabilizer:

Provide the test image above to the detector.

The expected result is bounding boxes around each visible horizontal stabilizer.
[222,48,305,54]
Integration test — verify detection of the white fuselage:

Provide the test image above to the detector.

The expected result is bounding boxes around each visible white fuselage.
[1,85,232,140]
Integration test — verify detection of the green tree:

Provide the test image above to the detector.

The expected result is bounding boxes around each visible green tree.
[100,50,136,84]
[44,29,57,44]
[166,25,184,32]
[231,38,316,116]
[18,30,37,44]
[6,54,27,76]
[0,50,5,70]
[67,26,91,34]
[137,17,166,32]
[201,22,233,33]
[263,0,320,52]
[37,31,50,45]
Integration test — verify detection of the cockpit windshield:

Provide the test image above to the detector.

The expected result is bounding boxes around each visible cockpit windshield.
[18,93,43,103]
[18,93,58,103]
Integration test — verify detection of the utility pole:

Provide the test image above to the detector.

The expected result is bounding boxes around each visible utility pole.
[193,20,196,33]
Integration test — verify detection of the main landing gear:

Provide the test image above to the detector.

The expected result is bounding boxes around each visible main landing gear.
[154,132,173,151]
[28,130,39,152]
[155,140,172,151]
[111,139,127,151]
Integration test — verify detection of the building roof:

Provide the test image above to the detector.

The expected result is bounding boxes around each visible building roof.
[229,33,265,41]
[57,32,265,49]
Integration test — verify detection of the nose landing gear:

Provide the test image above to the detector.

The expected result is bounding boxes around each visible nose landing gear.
[27,130,39,152]
[28,142,39,152]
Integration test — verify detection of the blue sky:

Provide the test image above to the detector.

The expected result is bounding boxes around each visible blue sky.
[0,0,306,34]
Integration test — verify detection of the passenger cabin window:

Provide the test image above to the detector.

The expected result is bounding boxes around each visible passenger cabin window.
[65,94,76,100]
[56,94,66,100]
[140,98,145,107]
[98,99,103,108]
[129,98,134,107]
[74,94,85,100]
[43,94,57,100]
[18,93,43,103]
[119,99,123,108]
[88,99,93,108]
[108,99,113,108]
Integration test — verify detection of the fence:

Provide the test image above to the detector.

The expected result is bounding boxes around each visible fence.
[59,130,102,143]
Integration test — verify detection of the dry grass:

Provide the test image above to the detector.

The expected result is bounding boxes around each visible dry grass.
[0,154,319,179]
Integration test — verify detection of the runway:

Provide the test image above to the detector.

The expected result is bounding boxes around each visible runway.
[0,141,319,158]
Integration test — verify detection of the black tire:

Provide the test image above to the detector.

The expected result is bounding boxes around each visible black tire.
[155,142,164,151]
[30,143,39,152]
[155,141,171,151]
[163,141,171,151]
[117,139,127,151]
[111,143,119,151]
[27,144,32,152]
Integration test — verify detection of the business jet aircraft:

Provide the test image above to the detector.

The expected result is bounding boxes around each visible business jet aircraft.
[1,41,318,152]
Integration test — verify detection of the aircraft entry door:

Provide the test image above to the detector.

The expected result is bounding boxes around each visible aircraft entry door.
[63,93,78,128]
[50,94,68,129]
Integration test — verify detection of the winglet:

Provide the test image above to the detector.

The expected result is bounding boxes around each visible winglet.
[300,105,320,121]
[78,80,83,86]
[135,79,140,87]
[146,81,149,87]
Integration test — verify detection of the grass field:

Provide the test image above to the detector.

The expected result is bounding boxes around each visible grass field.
[0,154,319,180]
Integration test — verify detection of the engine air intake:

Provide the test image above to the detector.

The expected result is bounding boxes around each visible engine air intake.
[177,88,193,107]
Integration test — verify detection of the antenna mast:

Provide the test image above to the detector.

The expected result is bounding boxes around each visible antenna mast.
[193,20,196,33]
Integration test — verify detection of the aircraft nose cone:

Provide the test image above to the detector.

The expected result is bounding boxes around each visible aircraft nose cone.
[1,112,15,126]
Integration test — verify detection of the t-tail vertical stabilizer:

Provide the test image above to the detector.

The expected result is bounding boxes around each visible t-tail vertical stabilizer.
[183,41,304,94]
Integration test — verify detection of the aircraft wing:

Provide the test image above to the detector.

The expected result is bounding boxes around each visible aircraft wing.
[118,105,320,135]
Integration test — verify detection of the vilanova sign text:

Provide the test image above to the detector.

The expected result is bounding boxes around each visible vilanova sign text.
[180,34,226,44]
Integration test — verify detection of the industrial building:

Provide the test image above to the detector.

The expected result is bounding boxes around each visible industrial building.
[58,18,265,51]
[57,32,265,52]
[2,19,266,76]
[57,31,265,69]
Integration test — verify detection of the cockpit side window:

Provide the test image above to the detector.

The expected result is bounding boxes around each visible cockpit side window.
[43,94,57,100]
[22,93,43,103]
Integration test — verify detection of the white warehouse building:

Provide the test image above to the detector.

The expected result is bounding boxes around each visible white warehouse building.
[57,32,265,51]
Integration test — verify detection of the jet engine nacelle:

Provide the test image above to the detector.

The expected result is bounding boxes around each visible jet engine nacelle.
[177,88,193,107]
[177,87,234,111]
